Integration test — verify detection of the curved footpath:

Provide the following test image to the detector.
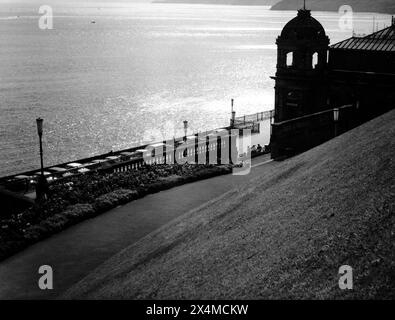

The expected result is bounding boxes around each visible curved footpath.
[0,155,272,299]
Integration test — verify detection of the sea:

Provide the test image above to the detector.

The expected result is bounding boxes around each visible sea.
[0,1,391,176]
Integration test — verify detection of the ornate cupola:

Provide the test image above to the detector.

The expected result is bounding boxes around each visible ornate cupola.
[272,7,330,122]
[277,8,329,73]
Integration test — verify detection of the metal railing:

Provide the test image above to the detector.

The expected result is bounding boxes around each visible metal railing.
[235,110,274,124]
[0,110,274,193]
[270,105,358,159]
[0,132,240,194]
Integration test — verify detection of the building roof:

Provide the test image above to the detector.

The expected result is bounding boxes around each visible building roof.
[331,25,395,52]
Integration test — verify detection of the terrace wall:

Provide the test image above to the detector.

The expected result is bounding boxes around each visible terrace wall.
[270,105,358,159]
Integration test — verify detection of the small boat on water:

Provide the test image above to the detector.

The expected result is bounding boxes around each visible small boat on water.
[91,20,96,24]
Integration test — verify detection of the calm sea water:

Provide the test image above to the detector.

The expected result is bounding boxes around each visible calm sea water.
[0,2,391,176]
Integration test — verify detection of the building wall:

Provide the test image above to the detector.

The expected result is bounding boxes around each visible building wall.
[329,49,395,74]
[274,75,329,123]
[270,18,395,159]
[271,106,358,159]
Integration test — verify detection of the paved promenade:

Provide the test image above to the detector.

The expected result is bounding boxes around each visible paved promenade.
[0,155,272,299]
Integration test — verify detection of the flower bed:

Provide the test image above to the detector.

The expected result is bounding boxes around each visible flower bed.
[0,164,232,261]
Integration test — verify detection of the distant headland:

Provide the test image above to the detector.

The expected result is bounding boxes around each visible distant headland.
[271,0,395,14]
[152,0,279,6]
[153,0,395,14]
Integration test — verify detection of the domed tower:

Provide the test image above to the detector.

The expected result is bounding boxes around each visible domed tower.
[272,8,330,122]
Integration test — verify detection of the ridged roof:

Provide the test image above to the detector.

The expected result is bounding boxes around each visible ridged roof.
[331,25,395,52]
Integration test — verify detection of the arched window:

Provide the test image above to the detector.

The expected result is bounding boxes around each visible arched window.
[286,52,293,67]
[312,52,318,69]
[286,91,300,107]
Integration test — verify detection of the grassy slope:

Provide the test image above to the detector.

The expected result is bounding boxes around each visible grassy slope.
[64,110,395,299]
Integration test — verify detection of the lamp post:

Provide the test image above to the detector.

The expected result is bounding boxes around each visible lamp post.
[333,108,339,137]
[230,99,236,128]
[183,120,188,142]
[36,117,47,200]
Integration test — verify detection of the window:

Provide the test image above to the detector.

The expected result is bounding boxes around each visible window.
[312,52,318,69]
[286,52,293,67]
[286,91,300,107]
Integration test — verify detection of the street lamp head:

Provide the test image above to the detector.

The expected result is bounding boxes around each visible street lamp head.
[333,108,339,122]
[36,117,43,136]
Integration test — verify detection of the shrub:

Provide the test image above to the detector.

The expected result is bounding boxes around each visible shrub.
[94,189,138,212]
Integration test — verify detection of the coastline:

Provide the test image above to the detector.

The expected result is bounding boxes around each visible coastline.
[153,1,395,15]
